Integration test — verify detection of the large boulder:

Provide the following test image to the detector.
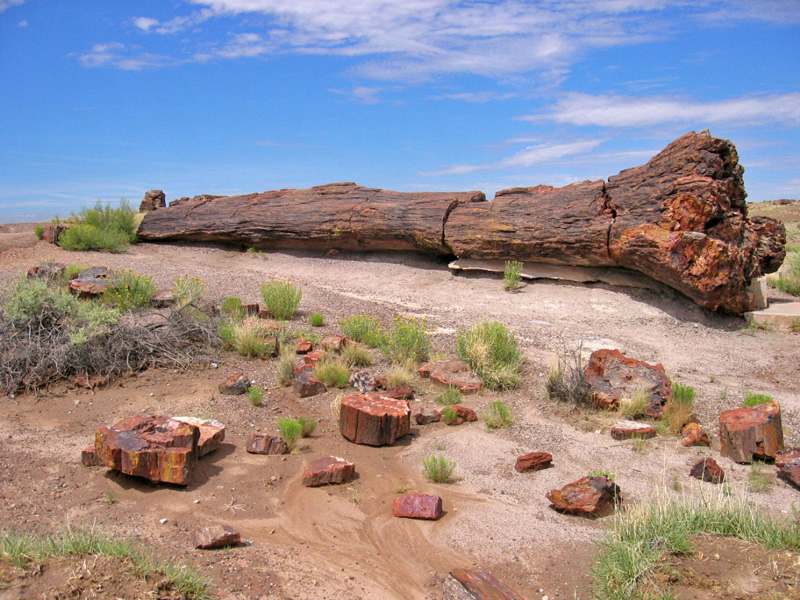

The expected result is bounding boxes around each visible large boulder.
[584,349,672,412]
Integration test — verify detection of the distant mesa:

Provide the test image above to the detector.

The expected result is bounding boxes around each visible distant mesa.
[136,131,786,314]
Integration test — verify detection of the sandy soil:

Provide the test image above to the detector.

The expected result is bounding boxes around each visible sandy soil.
[1,231,799,600]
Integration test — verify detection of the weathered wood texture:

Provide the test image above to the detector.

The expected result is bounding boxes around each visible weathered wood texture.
[719,401,784,463]
[138,182,485,255]
[339,393,411,446]
[442,568,526,600]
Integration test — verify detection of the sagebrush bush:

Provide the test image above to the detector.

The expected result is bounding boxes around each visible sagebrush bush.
[101,270,156,312]
[483,399,513,429]
[457,320,523,391]
[221,296,246,321]
[57,200,138,252]
[339,315,387,347]
[382,317,430,364]
[276,418,302,450]
[171,275,206,308]
[503,260,523,291]
[422,454,456,483]
[314,359,350,387]
[261,281,302,320]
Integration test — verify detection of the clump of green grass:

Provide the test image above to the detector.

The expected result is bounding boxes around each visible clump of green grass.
[57,200,138,253]
[386,361,416,388]
[382,317,430,364]
[619,387,651,419]
[276,418,302,450]
[587,470,616,481]
[313,359,350,387]
[247,385,264,407]
[171,275,206,309]
[768,253,800,296]
[503,260,523,291]
[483,399,513,429]
[439,406,458,424]
[309,312,325,327]
[743,392,774,407]
[34,226,45,240]
[339,314,387,347]
[276,345,297,386]
[297,415,318,437]
[422,454,456,483]
[434,386,462,406]
[230,322,273,358]
[591,491,800,600]
[545,344,592,405]
[221,296,246,321]
[101,269,157,312]
[671,382,696,405]
[62,264,89,283]
[663,382,697,434]
[457,320,524,391]
[0,528,211,599]
[261,280,302,320]
[341,342,374,367]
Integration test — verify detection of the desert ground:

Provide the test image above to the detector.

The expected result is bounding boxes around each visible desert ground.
[1,224,799,600]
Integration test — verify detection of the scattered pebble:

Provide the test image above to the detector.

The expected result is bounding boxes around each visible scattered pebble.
[159,518,168,525]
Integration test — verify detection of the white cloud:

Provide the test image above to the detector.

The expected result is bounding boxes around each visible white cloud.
[525,92,800,127]
[79,43,171,70]
[133,17,160,32]
[432,91,518,103]
[79,42,127,67]
[0,0,25,13]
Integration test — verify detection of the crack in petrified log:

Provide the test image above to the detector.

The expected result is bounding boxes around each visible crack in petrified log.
[137,132,785,314]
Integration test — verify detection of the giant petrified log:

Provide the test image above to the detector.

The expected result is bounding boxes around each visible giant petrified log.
[137,132,785,314]
[138,182,485,255]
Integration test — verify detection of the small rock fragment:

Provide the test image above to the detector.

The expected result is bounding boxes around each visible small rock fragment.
[515,451,553,473]
[680,422,710,447]
[218,372,251,395]
[81,446,99,467]
[246,433,289,455]
[776,447,800,468]
[349,370,377,393]
[302,456,355,487]
[610,421,656,440]
[443,568,526,600]
[689,457,725,484]
[296,338,313,354]
[293,371,327,398]
[546,476,621,517]
[192,525,241,549]
[418,360,482,394]
[719,401,784,463]
[172,417,226,456]
[414,408,440,425]
[393,494,444,520]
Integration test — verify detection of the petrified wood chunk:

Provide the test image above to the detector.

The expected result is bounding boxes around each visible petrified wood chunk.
[719,401,784,463]
[339,393,411,446]
[293,371,326,398]
[610,421,657,440]
[690,457,725,484]
[245,432,288,455]
[778,458,800,489]
[681,423,710,447]
[81,446,99,467]
[218,372,251,395]
[418,360,482,394]
[443,568,526,600]
[515,451,553,473]
[414,408,440,425]
[546,476,621,517]
[775,447,800,468]
[171,417,225,457]
[584,349,672,411]
[393,494,444,520]
[69,266,113,296]
[139,182,485,255]
[302,456,355,487]
[95,415,199,485]
[27,262,65,281]
[139,189,166,212]
[192,525,240,549]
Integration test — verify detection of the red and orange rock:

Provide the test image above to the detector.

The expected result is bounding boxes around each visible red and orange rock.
[719,401,784,463]
[610,421,657,440]
[339,393,410,446]
[393,494,444,520]
[584,349,672,411]
[546,476,621,517]
[418,360,482,394]
[680,423,710,447]
[515,451,553,473]
[302,456,355,487]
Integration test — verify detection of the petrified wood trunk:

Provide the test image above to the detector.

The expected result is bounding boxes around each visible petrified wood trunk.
[138,182,485,255]
[443,568,526,600]
[339,393,411,446]
[445,132,785,313]
[719,401,784,463]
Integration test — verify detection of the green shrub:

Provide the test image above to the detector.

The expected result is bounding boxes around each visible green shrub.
[34,226,45,240]
[503,260,523,291]
[297,415,318,437]
[743,392,774,407]
[439,406,458,424]
[587,470,616,481]
[218,325,235,347]
[101,270,156,312]
[277,345,296,386]
[221,296,246,321]
[435,386,462,406]
[277,417,302,450]
[457,320,523,391]
[422,455,456,483]
[62,264,89,283]
[247,385,265,407]
[314,359,350,387]
[341,342,374,367]
[671,382,696,406]
[57,200,138,252]
[261,281,302,320]
[339,315,387,347]
[483,400,513,429]
[230,322,273,358]
[386,361,416,388]
[309,313,325,327]
[382,317,430,364]
[171,275,205,308]
[768,253,800,296]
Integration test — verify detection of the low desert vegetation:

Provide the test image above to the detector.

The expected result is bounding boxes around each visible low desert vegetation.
[34,225,45,239]
[340,342,374,367]
[663,382,696,434]
[483,399,513,429]
[768,251,800,296]
[382,317,430,364]
[221,296,246,321]
[297,415,318,437]
[422,454,456,483]
[57,200,139,253]
[545,345,592,405]
[101,269,157,312]
[230,322,275,358]
[619,387,652,419]
[338,314,387,348]
[276,345,297,386]
[386,361,416,388]
[591,491,800,600]
[171,275,206,309]
[313,359,350,388]
[0,528,211,599]
[457,320,524,391]
[309,312,325,327]
[247,385,264,407]
[277,417,302,450]
[439,406,458,425]
[503,260,523,291]
[434,385,462,406]
[260,280,302,320]
[742,391,775,406]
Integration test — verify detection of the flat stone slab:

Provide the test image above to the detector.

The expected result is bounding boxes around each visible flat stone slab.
[393,494,444,520]
[172,417,225,457]
[584,348,672,412]
[745,301,800,332]
[302,456,355,487]
[610,421,656,440]
[418,360,482,394]
[192,525,240,549]
[69,266,113,296]
[443,568,526,600]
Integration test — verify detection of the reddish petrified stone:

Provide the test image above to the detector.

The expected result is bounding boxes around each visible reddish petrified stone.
[584,349,672,411]
[393,494,443,520]
[382,385,414,400]
[546,476,621,517]
[414,408,440,425]
[339,393,411,446]
[681,423,710,447]
[690,457,725,484]
[610,421,657,440]
[81,446,99,467]
[719,401,784,463]
[69,266,114,296]
[303,350,325,368]
[296,338,313,354]
[192,525,240,549]
[443,568,526,600]
[150,290,175,308]
[321,335,349,352]
[218,372,251,395]
[302,456,355,487]
[441,404,478,426]
[139,189,166,212]
[245,433,288,455]
[293,371,326,398]
[775,448,800,468]
[172,417,225,457]
[94,415,199,485]
[27,262,65,280]
[778,458,800,489]
[242,302,260,316]
[515,451,553,473]
[418,360,482,394]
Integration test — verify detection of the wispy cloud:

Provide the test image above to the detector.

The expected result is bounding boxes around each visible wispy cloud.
[79,42,172,70]
[525,92,800,128]
[0,0,25,13]
[133,17,159,32]
[328,86,385,104]
[17,19,27,27]
[431,91,518,103]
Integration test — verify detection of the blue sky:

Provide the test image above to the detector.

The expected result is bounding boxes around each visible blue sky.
[1,0,798,223]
